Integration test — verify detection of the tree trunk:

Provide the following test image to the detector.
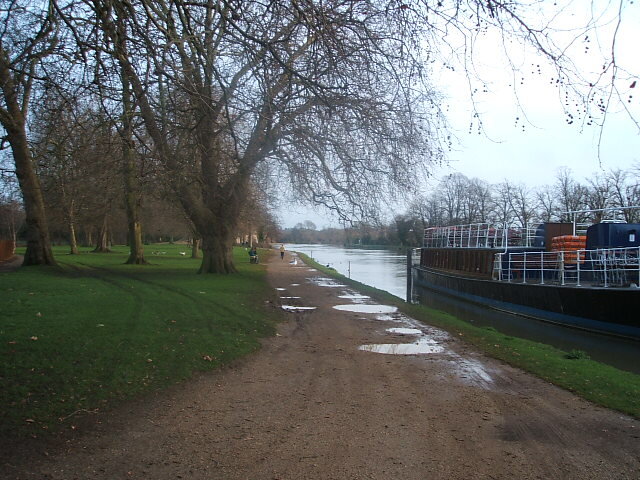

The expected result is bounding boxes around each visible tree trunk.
[9,129,56,266]
[121,59,147,265]
[69,220,79,255]
[0,38,55,267]
[191,238,201,259]
[85,228,94,247]
[125,220,146,264]
[199,231,236,274]
[93,215,111,253]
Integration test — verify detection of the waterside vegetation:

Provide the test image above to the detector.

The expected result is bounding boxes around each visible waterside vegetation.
[297,253,640,419]
[0,246,278,439]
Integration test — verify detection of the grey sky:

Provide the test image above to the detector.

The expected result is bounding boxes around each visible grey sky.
[278,1,639,229]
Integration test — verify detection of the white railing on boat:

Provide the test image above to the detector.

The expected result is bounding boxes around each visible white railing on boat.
[424,223,538,249]
[493,246,640,288]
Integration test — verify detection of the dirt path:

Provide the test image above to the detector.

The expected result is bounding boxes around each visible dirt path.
[3,251,640,479]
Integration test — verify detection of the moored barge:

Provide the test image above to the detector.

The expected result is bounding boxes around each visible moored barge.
[410,208,640,340]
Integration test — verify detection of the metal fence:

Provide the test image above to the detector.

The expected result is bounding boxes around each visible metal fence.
[493,246,640,287]
[423,223,539,249]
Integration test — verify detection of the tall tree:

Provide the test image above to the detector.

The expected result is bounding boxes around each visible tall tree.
[0,1,58,265]
[554,168,588,223]
[608,168,640,223]
[85,0,445,273]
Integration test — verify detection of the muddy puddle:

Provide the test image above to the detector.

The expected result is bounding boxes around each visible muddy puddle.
[333,304,398,314]
[338,294,370,300]
[356,313,494,387]
[386,327,423,335]
[337,294,371,304]
[307,277,348,288]
[359,338,445,355]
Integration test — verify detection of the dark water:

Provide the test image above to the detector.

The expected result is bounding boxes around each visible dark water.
[416,290,640,374]
[288,243,640,374]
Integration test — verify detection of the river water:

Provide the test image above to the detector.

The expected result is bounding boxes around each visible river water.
[287,243,408,298]
[287,243,640,374]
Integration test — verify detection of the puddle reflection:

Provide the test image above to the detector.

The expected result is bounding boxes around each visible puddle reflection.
[386,328,422,335]
[307,277,348,288]
[333,304,397,314]
[359,338,445,355]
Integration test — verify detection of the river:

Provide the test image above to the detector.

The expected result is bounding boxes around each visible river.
[286,243,640,374]
[286,243,408,299]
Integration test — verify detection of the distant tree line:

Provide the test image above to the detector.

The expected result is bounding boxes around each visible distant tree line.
[281,165,640,247]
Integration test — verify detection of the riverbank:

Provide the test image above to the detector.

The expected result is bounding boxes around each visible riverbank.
[4,248,638,479]
[297,253,640,418]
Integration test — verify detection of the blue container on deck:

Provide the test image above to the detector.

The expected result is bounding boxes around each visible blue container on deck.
[586,223,640,249]
[533,224,545,248]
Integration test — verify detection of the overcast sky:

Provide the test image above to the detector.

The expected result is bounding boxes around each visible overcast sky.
[278,1,639,229]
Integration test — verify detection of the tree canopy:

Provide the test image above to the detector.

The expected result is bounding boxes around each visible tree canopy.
[0,0,637,271]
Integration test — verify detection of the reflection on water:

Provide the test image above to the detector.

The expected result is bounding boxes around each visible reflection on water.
[281,305,317,311]
[387,328,423,335]
[333,304,398,314]
[359,338,445,355]
[289,243,407,298]
[417,290,640,375]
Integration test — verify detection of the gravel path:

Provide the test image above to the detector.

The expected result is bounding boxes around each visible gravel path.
[3,251,639,479]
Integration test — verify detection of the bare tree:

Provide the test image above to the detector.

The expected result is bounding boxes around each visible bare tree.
[508,182,537,229]
[585,175,613,223]
[438,174,469,224]
[535,185,559,222]
[0,1,59,265]
[466,177,493,224]
[0,191,23,243]
[81,0,446,273]
[554,168,588,222]
[492,181,516,227]
[409,193,443,234]
[608,167,640,222]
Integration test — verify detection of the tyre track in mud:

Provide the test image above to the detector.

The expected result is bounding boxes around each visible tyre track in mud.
[61,260,245,332]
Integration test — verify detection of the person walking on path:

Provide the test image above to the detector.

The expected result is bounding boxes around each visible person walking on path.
[280,244,285,260]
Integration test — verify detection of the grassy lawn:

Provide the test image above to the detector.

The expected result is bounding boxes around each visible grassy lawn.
[0,245,278,438]
[298,253,640,419]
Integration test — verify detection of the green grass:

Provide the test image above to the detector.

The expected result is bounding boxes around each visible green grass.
[298,252,640,419]
[1,245,278,438]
